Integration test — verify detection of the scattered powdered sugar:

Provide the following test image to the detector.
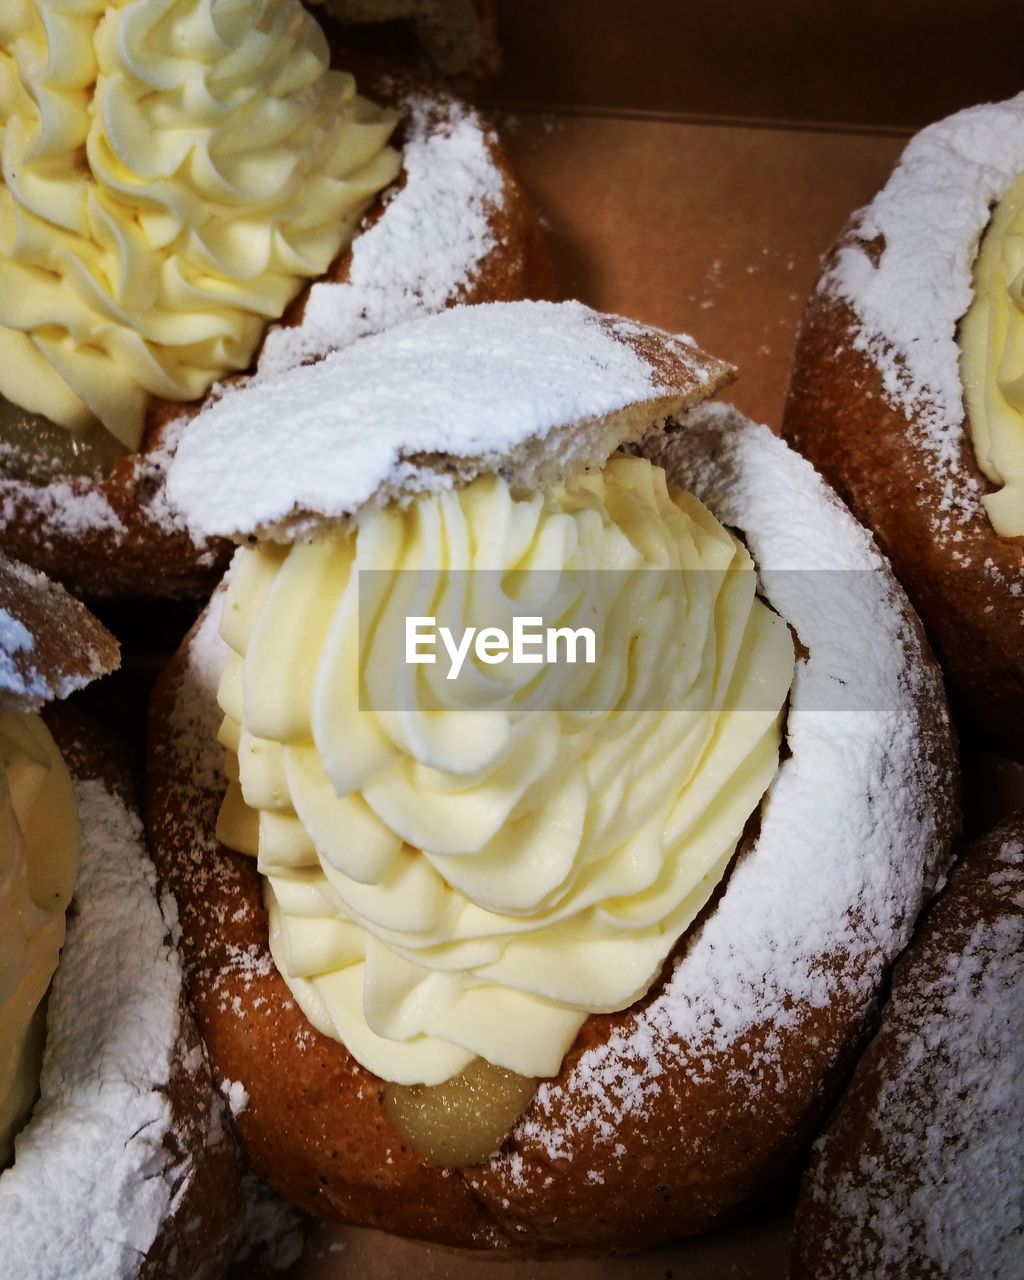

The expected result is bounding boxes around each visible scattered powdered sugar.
[219,1079,250,1118]
[0,476,126,540]
[0,610,35,693]
[808,832,1023,1278]
[170,580,233,796]
[504,403,953,1160]
[0,776,204,1279]
[823,93,1024,513]
[258,93,505,378]
[133,414,214,542]
[168,300,723,541]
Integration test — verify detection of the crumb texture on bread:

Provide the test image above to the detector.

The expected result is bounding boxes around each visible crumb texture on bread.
[167,300,734,542]
[793,815,1024,1280]
[0,553,118,712]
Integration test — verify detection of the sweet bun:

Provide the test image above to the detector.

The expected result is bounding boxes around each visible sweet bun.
[0,558,242,1278]
[792,813,1023,1280]
[0,15,549,602]
[146,302,957,1252]
[783,94,1024,754]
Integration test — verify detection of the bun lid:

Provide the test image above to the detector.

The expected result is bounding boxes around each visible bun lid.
[0,556,119,714]
[167,300,735,543]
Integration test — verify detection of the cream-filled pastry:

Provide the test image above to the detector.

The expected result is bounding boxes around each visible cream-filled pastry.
[148,301,958,1251]
[0,0,400,453]
[0,555,242,1280]
[784,92,1024,754]
[0,0,549,599]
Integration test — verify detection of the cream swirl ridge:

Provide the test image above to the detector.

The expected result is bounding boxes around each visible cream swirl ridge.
[216,456,796,1084]
[0,0,400,449]
[960,171,1024,537]
[0,711,79,1166]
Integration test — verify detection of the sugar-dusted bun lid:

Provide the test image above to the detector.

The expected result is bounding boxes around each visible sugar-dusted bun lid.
[0,553,118,713]
[148,307,957,1249]
[167,300,735,542]
[783,92,1024,752]
[793,813,1024,1280]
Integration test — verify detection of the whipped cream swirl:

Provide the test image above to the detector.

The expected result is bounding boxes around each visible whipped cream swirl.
[216,457,795,1084]
[0,0,400,449]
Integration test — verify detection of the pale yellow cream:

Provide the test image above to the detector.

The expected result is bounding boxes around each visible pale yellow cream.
[0,711,79,1166]
[961,172,1024,537]
[216,457,795,1085]
[0,0,400,450]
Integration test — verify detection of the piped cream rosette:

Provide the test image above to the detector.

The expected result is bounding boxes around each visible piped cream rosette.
[0,0,401,449]
[216,454,796,1085]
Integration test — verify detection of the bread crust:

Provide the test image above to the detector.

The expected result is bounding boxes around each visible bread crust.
[145,410,958,1254]
[0,552,118,713]
[0,57,551,602]
[783,237,1024,757]
[791,813,1024,1280]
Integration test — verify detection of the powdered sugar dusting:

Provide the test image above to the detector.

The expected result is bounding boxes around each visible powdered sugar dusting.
[168,301,724,541]
[170,583,232,795]
[259,93,504,377]
[0,610,35,693]
[824,92,1024,528]
[805,829,1023,1278]
[0,476,126,539]
[219,1078,250,1118]
[158,582,264,961]
[500,404,953,1161]
[0,776,202,1279]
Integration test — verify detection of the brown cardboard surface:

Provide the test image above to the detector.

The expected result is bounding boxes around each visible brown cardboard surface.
[488,0,1023,132]
[295,1208,792,1277]
[495,112,904,429]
